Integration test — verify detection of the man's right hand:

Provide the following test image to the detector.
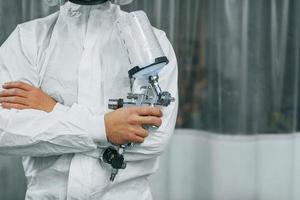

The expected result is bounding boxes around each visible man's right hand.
[104,107,163,145]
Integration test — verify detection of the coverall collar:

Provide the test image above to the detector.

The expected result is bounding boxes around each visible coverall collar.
[60,1,120,17]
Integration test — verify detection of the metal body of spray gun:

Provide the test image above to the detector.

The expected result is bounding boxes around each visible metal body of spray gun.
[103,58,175,182]
[109,57,175,110]
[101,11,175,182]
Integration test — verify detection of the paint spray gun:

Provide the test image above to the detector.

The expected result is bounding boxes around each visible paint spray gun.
[102,11,175,181]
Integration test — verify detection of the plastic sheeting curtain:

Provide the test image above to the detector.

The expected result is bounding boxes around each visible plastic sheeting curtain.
[203,0,300,134]
[146,0,300,199]
[0,0,300,200]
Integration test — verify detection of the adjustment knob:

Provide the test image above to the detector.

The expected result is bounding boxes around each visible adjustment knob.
[108,99,124,110]
[158,91,175,106]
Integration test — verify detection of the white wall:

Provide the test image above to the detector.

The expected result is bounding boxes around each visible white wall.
[150,129,300,200]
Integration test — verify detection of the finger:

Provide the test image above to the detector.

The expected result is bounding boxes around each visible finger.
[0,96,28,105]
[132,126,149,138]
[0,88,28,98]
[137,116,162,127]
[1,102,28,110]
[131,135,145,144]
[2,81,34,91]
[135,107,163,117]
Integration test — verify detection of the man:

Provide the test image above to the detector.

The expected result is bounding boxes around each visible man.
[0,0,178,199]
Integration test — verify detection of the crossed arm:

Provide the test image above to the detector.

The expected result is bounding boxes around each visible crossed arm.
[0,81,163,145]
[0,25,178,159]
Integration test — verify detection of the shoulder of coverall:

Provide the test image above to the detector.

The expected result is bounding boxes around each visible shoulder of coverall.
[16,12,59,56]
[150,23,176,76]
[5,11,60,71]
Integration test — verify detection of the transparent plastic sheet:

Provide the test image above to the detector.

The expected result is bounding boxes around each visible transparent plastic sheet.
[115,11,166,77]
[0,0,300,200]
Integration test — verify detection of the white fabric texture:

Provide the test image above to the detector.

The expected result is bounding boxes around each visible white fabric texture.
[0,2,178,199]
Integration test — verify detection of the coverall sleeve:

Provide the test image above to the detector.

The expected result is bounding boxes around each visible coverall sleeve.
[124,32,179,162]
[0,26,107,157]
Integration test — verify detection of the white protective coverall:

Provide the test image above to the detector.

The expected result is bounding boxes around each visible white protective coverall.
[0,2,178,200]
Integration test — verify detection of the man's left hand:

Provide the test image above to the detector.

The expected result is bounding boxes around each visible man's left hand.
[0,81,57,113]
